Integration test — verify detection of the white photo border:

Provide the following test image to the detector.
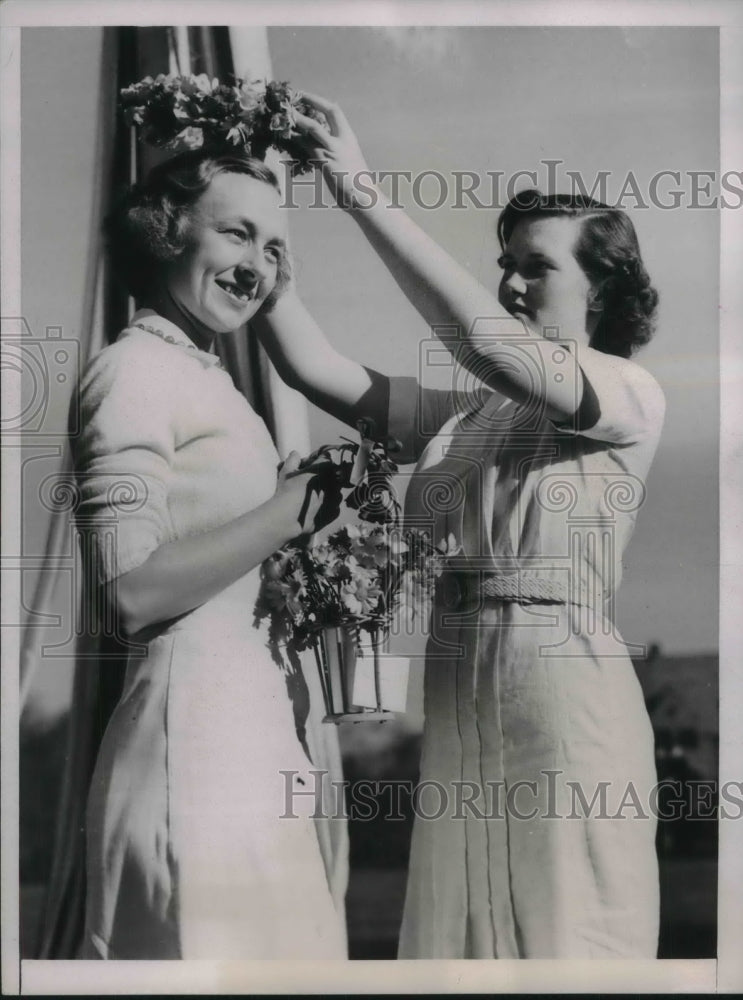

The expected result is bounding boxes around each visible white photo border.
[2,0,741,994]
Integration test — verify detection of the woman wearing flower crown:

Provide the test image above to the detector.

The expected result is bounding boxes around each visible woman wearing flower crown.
[255,95,665,958]
[70,148,349,959]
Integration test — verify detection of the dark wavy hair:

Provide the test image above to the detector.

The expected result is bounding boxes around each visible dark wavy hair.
[105,147,291,309]
[497,190,658,358]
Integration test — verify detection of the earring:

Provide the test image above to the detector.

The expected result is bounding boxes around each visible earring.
[587,289,602,313]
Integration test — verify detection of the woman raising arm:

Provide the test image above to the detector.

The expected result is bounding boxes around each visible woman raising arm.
[256,94,666,961]
[254,93,604,428]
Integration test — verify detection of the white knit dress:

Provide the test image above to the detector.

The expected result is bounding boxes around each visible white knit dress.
[389,344,665,958]
[71,311,347,960]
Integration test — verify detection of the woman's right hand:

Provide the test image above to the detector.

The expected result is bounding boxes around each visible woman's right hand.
[108,450,343,636]
[273,450,344,538]
[292,92,375,212]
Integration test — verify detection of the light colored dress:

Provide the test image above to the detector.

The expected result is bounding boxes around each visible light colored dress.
[389,342,665,958]
[71,310,347,960]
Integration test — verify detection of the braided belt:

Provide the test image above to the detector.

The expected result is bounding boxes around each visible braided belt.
[438,570,603,609]
[479,572,570,604]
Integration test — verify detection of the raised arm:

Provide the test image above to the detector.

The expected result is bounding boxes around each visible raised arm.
[252,289,391,435]
[293,94,586,424]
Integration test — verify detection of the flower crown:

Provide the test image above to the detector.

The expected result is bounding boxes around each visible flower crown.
[119,74,328,175]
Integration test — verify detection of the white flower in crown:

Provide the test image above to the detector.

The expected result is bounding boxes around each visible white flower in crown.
[176,126,205,150]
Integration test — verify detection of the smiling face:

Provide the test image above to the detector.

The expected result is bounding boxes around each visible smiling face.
[497,215,597,345]
[160,171,288,342]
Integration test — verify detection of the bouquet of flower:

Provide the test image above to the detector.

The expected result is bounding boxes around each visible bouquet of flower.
[254,421,460,721]
[119,74,328,173]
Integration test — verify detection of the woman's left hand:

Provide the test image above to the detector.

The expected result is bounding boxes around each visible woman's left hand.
[293,92,375,211]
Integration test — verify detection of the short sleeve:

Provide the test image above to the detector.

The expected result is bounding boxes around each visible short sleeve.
[552,346,666,446]
[70,342,177,584]
[388,376,461,464]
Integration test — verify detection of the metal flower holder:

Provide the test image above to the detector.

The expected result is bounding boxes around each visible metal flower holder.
[312,625,393,724]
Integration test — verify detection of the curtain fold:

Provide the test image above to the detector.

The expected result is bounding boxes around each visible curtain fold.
[31,25,347,960]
